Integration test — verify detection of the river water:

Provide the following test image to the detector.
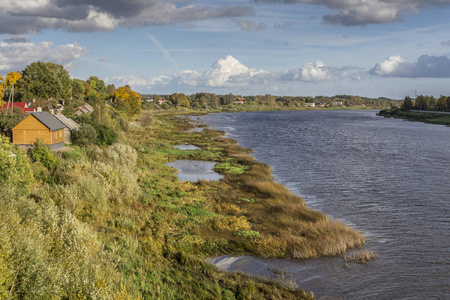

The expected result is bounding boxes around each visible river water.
[197,110,450,299]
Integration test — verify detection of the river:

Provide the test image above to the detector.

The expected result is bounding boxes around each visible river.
[197,110,450,299]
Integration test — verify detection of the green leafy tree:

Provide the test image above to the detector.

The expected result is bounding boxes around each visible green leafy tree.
[0,107,25,131]
[72,79,86,100]
[401,96,413,111]
[437,96,447,111]
[17,62,72,100]
[106,84,115,96]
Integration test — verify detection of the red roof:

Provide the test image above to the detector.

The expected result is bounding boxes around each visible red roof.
[1,102,34,113]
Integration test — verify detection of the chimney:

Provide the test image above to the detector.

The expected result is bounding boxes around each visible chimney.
[37,107,42,112]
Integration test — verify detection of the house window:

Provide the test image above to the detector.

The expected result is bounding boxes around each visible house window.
[59,131,62,138]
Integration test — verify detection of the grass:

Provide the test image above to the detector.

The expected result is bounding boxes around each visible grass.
[345,250,378,264]
[0,108,368,299]
[378,109,450,126]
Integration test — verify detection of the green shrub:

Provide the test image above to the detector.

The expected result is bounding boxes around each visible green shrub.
[27,138,60,169]
[94,124,118,146]
[0,136,34,193]
[72,124,97,147]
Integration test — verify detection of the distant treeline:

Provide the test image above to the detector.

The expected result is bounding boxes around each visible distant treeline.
[400,95,450,111]
[141,93,399,110]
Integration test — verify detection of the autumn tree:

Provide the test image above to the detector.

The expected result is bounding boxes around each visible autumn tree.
[0,75,4,102]
[169,93,190,107]
[71,79,86,101]
[113,85,141,117]
[17,62,72,100]
[4,72,21,90]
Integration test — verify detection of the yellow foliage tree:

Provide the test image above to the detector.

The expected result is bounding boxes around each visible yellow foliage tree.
[113,85,141,117]
[5,72,21,89]
[0,75,4,102]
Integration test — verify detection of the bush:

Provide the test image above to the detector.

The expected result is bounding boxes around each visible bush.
[27,138,60,169]
[0,136,34,193]
[94,124,118,146]
[72,124,97,147]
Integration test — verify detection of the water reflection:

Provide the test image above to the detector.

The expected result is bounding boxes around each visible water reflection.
[166,160,223,182]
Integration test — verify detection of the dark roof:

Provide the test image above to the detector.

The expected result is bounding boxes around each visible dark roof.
[30,112,65,131]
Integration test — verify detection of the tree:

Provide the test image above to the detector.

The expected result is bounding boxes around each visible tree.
[401,96,413,111]
[17,62,72,100]
[437,96,447,111]
[106,84,115,96]
[72,79,86,101]
[87,76,107,96]
[428,96,436,109]
[113,85,141,117]
[4,72,21,89]
[414,95,428,110]
[169,93,189,107]
[0,75,4,101]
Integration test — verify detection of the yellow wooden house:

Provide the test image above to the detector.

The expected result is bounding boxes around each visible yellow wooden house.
[12,112,65,149]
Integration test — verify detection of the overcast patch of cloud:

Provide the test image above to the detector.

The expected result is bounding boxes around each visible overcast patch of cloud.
[0,36,88,72]
[441,40,450,46]
[370,55,450,78]
[237,20,266,31]
[0,1,253,34]
[254,0,450,26]
[107,55,358,91]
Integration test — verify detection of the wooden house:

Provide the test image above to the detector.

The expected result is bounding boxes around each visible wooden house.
[75,103,94,115]
[12,112,65,149]
[234,98,246,104]
[53,114,80,144]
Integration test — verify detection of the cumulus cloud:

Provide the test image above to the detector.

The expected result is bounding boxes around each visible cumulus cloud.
[254,0,450,26]
[107,55,358,91]
[0,0,253,34]
[280,61,359,82]
[370,55,450,78]
[0,36,88,72]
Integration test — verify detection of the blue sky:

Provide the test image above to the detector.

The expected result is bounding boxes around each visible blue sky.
[1,0,450,99]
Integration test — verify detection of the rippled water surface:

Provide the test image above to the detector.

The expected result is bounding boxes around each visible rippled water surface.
[198,110,450,299]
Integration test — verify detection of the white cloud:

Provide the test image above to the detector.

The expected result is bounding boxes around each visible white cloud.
[106,55,358,91]
[280,61,358,82]
[255,0,450,26]
[237,20,266,31]
[0,37,88,72]
[371,55,450,78]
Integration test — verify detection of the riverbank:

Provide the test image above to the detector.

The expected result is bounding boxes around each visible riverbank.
[378,108,450,126]
[1,109,366,299]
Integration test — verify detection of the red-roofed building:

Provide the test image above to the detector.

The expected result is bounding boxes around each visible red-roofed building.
[1,102,35,114]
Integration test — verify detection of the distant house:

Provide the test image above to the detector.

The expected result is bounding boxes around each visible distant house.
[75,103,94,115]
[12,112,65,149]
[158,98,166,105]
[304,102,315,108]
[53,114,80,144]
[316,102,326,108]
[234,97,245,104]
[331,101,343,106]
[1,102,35,114]
[27,99,57,114]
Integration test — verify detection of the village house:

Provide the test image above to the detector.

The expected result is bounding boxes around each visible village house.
[304,102,316,108]
[1,102,35,114]
[53,114,80,144]
[331,101,343,106]
[75,103,94,115]
[12,112,65,149]
[234,97,245,104]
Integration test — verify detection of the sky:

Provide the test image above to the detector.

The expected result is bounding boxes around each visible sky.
[1,0,450,99]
